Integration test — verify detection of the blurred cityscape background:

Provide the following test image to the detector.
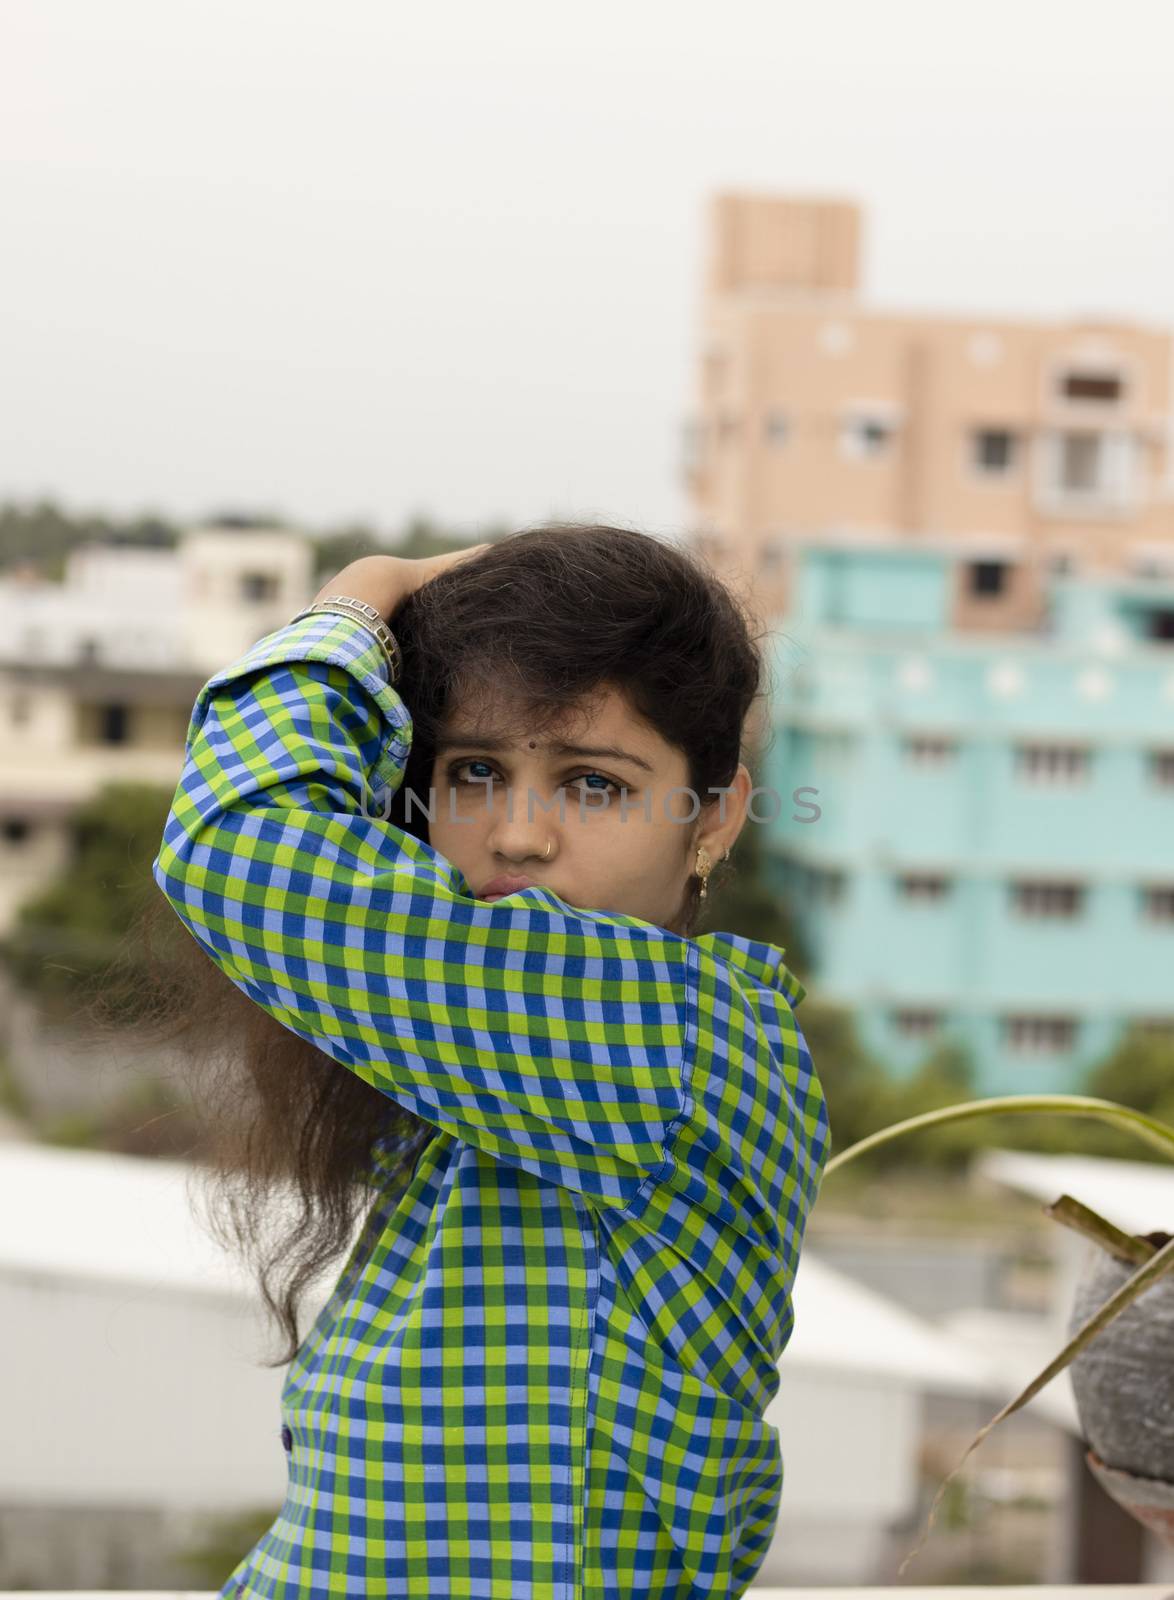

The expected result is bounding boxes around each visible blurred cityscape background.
[2,1,1174,1591]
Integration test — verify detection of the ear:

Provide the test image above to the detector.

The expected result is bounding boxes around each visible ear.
[694,762,752,863]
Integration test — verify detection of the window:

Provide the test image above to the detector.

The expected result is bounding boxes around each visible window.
[814,867,845,904]
[1040,428,1137,512]
[1141,886,1174,924]
[1149,750,1174,789]
[1060,371,1123,403]
[896,872,951,904]
[764,411,789,447]
[892,1009,943,1040]
[1,817,31,845]
[1014,743,1090,784]
[841,412,896,459]
[972,429,1017,475]
[100,703,130,744]
[1142,607,1174,643]
[967,560,1008,597]
[793,862,846,905]
[1009,880,1084,919]
[902,735,957,767]
[240,571,279,603]
[1003,1015,1077,1054]
[1060,432,1102,494]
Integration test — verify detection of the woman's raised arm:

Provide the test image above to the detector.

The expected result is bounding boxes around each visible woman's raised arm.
[151,601,700,1211]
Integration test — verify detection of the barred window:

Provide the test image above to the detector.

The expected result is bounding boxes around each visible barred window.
[1014,743,1090,784]
[972,429,1017,474]
[892,1009,943,1040]
[1004,1016,1077,1054]
[902,735,957,767]
[896,873,951,904]
[1141,886,1174,924]
[1009,881,1084,919]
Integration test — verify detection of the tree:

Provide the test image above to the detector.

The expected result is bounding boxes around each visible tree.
[393,513,509,561]
[1084,1023,1174,1128]
[311,522,385,580]
[696,809,809,965]
[2,781,178,1013]
[0,497,181,579]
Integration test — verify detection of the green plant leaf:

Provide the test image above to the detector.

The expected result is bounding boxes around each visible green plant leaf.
[823,1094,1174,1176]
[1044,1194,1158,1267]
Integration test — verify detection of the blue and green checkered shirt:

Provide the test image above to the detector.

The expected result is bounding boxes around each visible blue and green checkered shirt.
[152,608,831,1600]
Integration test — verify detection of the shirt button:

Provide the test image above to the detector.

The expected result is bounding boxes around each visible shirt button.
[281,1424,293,1452]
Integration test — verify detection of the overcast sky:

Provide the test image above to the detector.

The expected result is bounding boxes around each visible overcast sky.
[4,0,1173,540]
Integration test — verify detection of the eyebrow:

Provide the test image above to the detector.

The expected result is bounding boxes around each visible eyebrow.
[436,733,655,775]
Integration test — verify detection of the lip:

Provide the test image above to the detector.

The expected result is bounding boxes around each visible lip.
[479,873,538,900]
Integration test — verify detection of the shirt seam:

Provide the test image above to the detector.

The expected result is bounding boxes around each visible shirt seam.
[626,937,699,1215]
[574,1202,601,1600]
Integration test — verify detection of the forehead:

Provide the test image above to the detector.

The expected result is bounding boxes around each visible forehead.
[437,681,674,763]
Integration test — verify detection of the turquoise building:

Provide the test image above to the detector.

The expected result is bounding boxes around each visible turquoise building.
[763,542,1174,1095]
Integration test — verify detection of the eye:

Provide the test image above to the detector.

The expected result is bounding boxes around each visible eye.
[449,759,502,785]
[567,771,624,795]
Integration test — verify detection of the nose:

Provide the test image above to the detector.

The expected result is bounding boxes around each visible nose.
[484,783,559,862]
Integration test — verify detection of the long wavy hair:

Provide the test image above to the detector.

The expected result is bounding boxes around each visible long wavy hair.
[103,522,769,1365]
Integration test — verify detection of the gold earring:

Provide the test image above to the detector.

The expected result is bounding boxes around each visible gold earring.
[695,845,712,900]
[543,840,552,861]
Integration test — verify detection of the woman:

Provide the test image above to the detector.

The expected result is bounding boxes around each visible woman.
[152,521,831,1600]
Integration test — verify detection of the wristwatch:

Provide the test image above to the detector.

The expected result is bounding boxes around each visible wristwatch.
[289,595,403,685]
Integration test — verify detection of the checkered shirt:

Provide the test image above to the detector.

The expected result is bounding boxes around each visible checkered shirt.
[151,608,831,1600]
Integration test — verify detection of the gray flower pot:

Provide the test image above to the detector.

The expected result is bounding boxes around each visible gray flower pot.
[1065,1229,1174,1547]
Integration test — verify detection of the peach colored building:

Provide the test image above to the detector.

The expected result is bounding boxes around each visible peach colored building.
[685,194,1174,628]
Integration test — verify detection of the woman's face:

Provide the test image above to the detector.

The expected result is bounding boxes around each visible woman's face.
[426,681,750,933]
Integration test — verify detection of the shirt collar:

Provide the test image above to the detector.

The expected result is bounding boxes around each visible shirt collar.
[692,930,807,1009]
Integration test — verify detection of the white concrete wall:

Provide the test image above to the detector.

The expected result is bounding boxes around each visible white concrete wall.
[0,1271,290,1511]
[758,1370,921,1584]
[178,528,313,673]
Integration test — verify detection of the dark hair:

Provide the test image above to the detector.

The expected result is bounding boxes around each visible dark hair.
[119,522,767,1365]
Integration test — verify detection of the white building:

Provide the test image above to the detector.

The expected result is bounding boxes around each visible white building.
[0,525,312,676]
[758,1250,994,1583]
[0,524,314,934]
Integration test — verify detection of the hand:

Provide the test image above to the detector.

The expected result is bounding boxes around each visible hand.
[312,542,493,620]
